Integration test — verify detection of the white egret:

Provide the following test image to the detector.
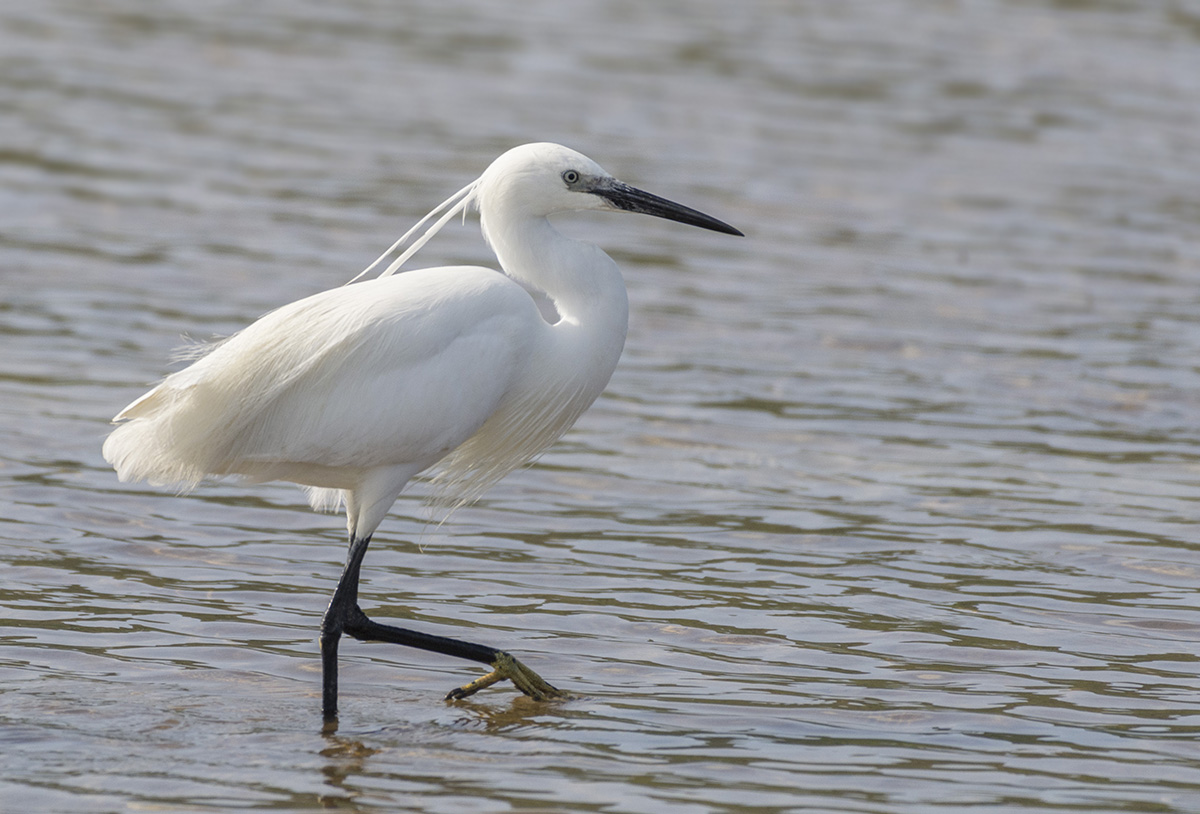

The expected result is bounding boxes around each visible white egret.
[103,142,742,717]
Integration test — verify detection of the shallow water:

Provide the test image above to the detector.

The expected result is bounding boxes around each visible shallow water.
[5,1,1200,811]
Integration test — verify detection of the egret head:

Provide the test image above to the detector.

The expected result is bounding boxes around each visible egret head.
[351,143,741,284]
[478,143,743,236]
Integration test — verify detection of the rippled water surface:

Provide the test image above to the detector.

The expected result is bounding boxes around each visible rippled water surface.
[5,1,1200,811]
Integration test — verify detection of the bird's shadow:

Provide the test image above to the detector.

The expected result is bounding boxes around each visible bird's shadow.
[444,692,578,732]
[319,691,576,740]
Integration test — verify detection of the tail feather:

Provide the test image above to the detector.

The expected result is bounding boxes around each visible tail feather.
[103,380,231,489]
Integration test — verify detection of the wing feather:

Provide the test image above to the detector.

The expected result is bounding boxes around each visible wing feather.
[102,267,540,492]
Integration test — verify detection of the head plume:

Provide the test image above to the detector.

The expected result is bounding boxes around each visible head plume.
[346,178,480,284]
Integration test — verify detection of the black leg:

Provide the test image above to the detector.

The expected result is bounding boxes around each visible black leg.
[320,535,370,718]
[319,534,565,718]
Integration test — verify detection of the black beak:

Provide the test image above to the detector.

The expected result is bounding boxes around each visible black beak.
[590,179,744,237]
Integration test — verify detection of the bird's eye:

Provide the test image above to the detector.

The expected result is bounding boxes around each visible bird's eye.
[562,170,580,185]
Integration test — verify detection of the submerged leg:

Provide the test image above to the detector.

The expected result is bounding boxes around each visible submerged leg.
[319,534,565,718]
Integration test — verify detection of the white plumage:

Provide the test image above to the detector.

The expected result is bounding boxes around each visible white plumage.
[102,142,741,713]
[105,145,630,540]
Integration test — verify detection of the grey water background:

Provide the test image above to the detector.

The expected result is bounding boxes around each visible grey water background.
[4,0,1200,811]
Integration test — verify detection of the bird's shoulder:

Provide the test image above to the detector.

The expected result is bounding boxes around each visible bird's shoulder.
[222,266,540,382]
[364,265,536,319]
[277,266,535,329]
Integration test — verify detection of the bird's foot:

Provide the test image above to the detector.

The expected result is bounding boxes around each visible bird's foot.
[445,651,568,702]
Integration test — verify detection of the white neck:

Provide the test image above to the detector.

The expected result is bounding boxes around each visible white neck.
[482,209,629,339]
